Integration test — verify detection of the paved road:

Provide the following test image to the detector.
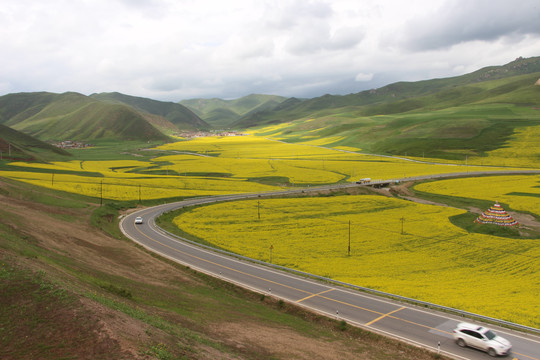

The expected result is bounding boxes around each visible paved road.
[120,173,540,360]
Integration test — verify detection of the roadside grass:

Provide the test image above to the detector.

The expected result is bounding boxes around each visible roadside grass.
[0,259,124,360]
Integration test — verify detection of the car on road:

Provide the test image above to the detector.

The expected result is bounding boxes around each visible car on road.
[134,216,143,224]
[356,178,371,184]
[453,322,511,357]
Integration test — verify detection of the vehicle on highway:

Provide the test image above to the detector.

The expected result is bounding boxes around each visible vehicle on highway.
[453,322,512,357]
[356,178,371,184]
[134,216,143,224]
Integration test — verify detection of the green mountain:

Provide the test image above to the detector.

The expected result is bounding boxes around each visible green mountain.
[90,92,209,132]
[237,57,540,162]
[0,91,211,143]
[0,123,71,161]
[180,94,287,127]
[0,92,170,142]
[234,56,540,129]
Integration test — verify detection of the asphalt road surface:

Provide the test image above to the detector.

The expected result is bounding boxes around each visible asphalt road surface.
[120,176,540,360]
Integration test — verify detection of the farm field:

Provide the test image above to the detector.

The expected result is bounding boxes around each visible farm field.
[172,194,540,328]
[414,174,540,216]
[0,135,516,201]
[1,135,538,329]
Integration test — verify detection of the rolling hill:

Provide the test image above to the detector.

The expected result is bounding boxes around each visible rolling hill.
[0,123,70,161]
[180,94,287,128]
[0,91,209,143]
[90,92,209,132]
[234,56,540,129]
[1,57,539,162]
[236,57,540,163]
[0,92,169,142]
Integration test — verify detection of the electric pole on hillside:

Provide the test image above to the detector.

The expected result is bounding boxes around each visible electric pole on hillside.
[100,180,103,206]
[400,217,405,235]
[257,200,260,220]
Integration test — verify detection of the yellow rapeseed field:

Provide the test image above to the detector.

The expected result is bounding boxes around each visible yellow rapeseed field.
[415,175,540,216]
[1,135,524,200]
[0,168,277,201]
[471,125,540,168]
[173,195,539,327]
[2,134,538,326]
[156,135,511,184]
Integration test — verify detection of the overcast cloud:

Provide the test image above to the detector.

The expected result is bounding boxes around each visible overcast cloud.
[1,0,539,101]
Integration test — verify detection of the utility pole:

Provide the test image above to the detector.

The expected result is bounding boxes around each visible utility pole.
[257,200,260,220]
[100,180,103,206]
[348,220,351,256]
[269,244,273,263]
[138,184,141,204]
[400,217,405,235]
[51,173,54,186]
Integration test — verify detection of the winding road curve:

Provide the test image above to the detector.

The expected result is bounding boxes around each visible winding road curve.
[120,171,540,360]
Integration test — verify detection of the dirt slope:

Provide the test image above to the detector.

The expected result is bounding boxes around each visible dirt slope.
[0,179,446,359]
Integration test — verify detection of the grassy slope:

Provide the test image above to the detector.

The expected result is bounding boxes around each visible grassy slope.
[90,92,210,131]
[236,56,540,129]
[0,123,71,162]
[0,92,170,142]
[0,177,446,360]
[180,94,287,127]
[249,73,540,162]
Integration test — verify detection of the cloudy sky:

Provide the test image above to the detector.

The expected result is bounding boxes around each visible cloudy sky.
[1,0,539,102]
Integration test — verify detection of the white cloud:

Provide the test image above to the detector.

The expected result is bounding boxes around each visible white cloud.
[397,0,540,51]
[355,72,373,82]
[0,0,539,101]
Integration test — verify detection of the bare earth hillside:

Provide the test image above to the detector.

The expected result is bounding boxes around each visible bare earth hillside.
[0,179,445,359]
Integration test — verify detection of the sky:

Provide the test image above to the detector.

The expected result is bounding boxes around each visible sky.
[1,0,539,102]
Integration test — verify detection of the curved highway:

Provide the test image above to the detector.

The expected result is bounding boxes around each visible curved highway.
[120,173,540,360]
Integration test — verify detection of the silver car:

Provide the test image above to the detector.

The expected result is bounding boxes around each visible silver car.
[453,322,511,357]
[134,216,143,224]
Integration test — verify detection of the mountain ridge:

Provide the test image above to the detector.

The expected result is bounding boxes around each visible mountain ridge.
[180,94,287,127]
[233,56,540,129]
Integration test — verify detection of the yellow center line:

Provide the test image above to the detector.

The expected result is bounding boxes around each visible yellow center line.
[296,288,335,303]
[134,225,314,295]
[308,294,453,336]
[514,352,540,360]
[133,224,458,338]
[365,306,406,326]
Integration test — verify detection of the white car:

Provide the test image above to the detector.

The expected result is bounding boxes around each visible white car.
[453,322,512,357]
[134,216,143,224]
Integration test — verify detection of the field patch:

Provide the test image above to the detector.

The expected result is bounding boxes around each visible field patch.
[414,175,540,217]
[172,195,539,328]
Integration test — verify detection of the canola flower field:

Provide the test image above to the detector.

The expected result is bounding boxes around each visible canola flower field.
[1,135,538,327]
[0,135,513,200]
[173,194,540,328]
[415,175,540,217]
